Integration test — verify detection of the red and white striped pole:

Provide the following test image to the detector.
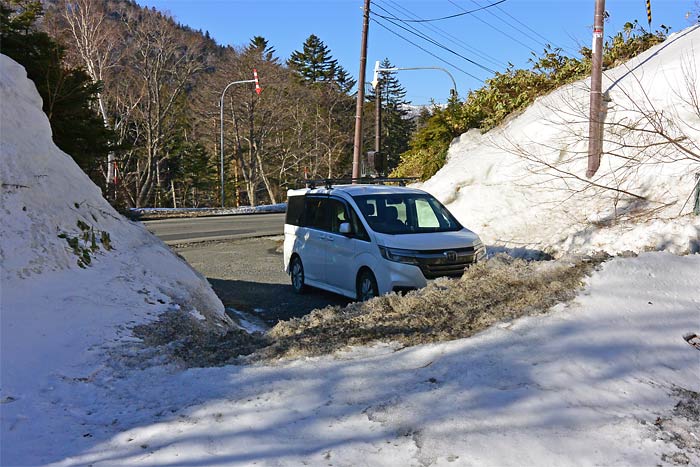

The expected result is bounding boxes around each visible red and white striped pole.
[253,68,262,95]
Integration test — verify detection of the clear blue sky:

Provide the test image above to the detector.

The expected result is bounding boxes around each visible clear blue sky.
[136,0,697,105]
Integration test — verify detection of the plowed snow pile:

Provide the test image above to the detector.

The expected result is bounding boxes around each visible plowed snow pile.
[0,54,234,457]
[422,26,700,256]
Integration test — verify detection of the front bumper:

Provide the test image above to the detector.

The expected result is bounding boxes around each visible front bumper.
[376,260,428,295]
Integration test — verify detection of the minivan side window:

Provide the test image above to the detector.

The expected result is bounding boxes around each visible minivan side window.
[286,195,305,226]
[328,199,348,234]
[305,197,330,231]
[349,207,370,241]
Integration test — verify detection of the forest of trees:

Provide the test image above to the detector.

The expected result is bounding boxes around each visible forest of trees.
[5,1,686,207]
[0,0,418,209]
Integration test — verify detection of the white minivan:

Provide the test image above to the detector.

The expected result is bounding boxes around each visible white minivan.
[283,182,486,301]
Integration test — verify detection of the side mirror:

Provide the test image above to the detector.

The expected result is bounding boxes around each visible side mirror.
[339,222,352,235]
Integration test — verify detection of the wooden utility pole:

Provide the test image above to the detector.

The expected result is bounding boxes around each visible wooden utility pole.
[587,0,606,178]
[352,0,371,181]
[375,79,382,154]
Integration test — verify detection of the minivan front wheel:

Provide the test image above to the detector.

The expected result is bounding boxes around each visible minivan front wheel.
[290,256,306,294]
[357,269,378,301]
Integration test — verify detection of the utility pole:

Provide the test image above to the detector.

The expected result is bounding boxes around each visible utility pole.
[375,79,381,154]
[352,0,371,181]
[587,0,606,178]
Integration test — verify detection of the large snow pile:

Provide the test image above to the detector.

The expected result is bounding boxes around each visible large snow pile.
[422,25,700,256]
[0,54,234,457]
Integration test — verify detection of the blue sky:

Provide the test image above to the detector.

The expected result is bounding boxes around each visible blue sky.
[136,0,697,105]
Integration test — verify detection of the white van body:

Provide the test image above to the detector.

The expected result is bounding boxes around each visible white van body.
[283,184,485,300]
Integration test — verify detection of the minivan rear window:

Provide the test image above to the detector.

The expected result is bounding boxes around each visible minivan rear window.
[286,195,305,226]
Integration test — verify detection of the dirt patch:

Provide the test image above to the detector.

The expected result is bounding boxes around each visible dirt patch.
[132,312,268,367]
[654,386,700,465]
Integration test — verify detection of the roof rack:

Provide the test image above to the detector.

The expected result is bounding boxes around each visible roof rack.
[299,177,419,189]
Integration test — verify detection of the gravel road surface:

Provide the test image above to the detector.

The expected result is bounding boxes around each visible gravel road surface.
[174,236,350,324]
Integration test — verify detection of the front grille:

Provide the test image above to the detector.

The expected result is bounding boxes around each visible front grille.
[415,247,478,279]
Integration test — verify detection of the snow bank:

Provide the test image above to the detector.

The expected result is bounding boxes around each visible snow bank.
[0,54,234,449]
[33,253,700,467]
[129,203,287,219]
[422,26,700,256]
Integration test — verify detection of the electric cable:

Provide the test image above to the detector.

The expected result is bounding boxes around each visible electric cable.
[371,2,497,74]
[374,0,507,23]
[446,0,537,52]
[463,0,554,50]
[379,0,508,69]
[493,2,574,53]
[370,17,486,83]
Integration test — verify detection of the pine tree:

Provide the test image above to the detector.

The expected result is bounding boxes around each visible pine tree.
[0,0,112,175]
[248,35,278,63]
[367,58,415,171]
[287,34,339,83]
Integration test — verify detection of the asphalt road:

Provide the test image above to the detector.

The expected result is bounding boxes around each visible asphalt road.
[175,237,350,325]
[143,213,285,244]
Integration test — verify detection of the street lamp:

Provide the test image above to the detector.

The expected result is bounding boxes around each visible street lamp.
[369,62,458,175]
[371,61,458,97]
[219,70,262,207]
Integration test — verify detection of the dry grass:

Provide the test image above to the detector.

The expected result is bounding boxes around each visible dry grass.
[133,254,607,366]
[259,254,606,360]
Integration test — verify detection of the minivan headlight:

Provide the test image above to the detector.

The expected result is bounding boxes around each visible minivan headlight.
[378,246,420,265]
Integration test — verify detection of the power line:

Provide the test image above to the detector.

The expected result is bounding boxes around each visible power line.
[493,2,574,53]
[380,0,508,69]
[371,2,497,74]
[370,17,486,83]
[446,0,537,52]
[374,0,507,23]
[464,0,553,50]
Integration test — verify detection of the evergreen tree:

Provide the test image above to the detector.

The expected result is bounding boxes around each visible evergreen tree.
[248,35,278,63]
[0,0,113,175]
[333,65,357,95]
[287,34,339,83]
[367,58,415,171]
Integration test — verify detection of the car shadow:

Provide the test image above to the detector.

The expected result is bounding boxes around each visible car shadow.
[207,278,352,325]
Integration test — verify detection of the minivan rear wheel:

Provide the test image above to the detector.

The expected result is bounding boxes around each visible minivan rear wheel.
[357,269,378,301]
[290,256,306,294]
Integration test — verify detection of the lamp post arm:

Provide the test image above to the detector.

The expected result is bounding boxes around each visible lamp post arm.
[376,66,457,96]
[219,79,257,207]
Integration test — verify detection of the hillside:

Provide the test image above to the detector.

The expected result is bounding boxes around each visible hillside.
[422,25,700,257]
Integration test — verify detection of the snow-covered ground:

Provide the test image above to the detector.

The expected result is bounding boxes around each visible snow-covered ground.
[1,27,699,467]
[0,54,235,464]
[5,253,700,467]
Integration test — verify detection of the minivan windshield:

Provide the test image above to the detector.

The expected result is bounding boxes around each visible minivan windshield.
[352,193,463,235]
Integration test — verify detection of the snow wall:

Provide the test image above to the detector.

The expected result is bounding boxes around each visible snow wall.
[422,25,700,257]
[0,54,232,331]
